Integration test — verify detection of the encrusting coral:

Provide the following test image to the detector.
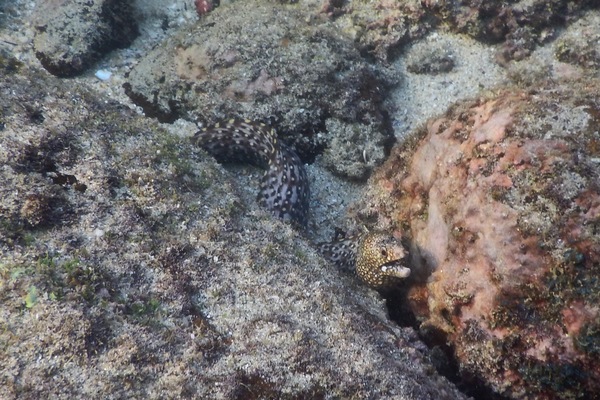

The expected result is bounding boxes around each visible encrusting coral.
[356,80,600,399]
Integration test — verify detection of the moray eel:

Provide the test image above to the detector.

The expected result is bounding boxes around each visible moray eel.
[194,119,309,226]
[193,119,410,288]
[319,232,411,289]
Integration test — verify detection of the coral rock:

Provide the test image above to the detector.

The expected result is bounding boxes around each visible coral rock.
[123,0,395,176]
[33,0,138,77]
[359,80,600,399]
[0,52,468,400]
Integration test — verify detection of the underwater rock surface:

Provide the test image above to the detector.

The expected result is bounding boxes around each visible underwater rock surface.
[123,0,395,180]
[6,1,600,398]
[554,10,600,70]
[321,0,433,62]
[33,0,138,77]
[358,80,600,399]
[430,0,598,63]
[0,56,467,399]
[324,0,599,63]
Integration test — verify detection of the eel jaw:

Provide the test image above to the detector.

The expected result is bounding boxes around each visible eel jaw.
[379,260,411,279]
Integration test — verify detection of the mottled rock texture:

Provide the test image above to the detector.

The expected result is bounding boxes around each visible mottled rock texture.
[555,10,600,70]
[356,80,600,399]
[322,0,433,62]
[120,0,599,181]
[326,0,599,63]
[124,0,395,180]
[33,0,138,77]
[429,0,598,63]
[0,58,467,399]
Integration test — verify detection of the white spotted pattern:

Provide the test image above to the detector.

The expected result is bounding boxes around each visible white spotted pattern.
[194,119,309,226]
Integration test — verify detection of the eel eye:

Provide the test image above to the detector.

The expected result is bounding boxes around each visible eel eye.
[380,248,387,257]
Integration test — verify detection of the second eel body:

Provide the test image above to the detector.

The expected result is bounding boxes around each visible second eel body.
[193,119,411,289]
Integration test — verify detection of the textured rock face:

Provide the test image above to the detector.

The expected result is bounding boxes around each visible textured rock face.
[555,10,600,70]
[357,81,600,399]
[323,0,433,62]
[325,0,599,63]
[0,57,467,399]
[431,0,589,41]
[430,0,598,62]
[123,0,394,179]
[33,0,138,77]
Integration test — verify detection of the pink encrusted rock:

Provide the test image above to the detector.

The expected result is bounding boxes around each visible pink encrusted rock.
[356,81,600,399]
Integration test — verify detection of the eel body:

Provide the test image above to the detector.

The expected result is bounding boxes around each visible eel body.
[193,119,410,288]
[194,119,309,226]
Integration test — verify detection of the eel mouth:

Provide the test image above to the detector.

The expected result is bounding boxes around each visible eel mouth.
[380,260,411,279]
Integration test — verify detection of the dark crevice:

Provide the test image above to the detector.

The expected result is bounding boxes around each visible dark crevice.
[382,242,511,400]
[383,287,512,400]
[122,82,180,123]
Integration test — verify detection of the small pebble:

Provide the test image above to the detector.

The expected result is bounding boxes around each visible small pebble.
[95,69,112,81]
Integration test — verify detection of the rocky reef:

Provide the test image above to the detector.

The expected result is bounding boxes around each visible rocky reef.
[0,49,466,399]
[4,0,600,398]
[33,0,138,77]
[357,79,600,399]
[123,0,395,180]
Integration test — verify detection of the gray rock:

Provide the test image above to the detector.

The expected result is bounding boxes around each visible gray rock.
[323,0,433,62]
[555,10,600,70]
[123,0,395,172]
[406,46,454,75]
[320,118,393,180]
[0,57,467,399]
[33,0,138,77]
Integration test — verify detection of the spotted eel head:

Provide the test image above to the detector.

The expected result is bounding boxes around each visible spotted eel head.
[355,232,410,289]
